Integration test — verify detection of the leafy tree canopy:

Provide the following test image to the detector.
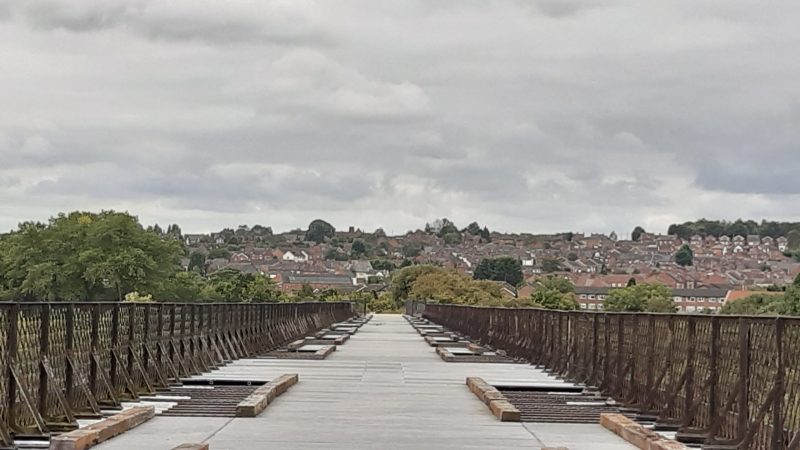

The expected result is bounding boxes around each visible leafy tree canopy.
[604,283,676,313]
[719,293,784,315]
[465,222,482,236]
[675,244,694,267]
[371,260,396,271]
[351,239,368,257]
[408,270,503,305]
[541,258,563,273]
[529,276,579,310]
[0,211,181,301]
[667,219,800,241]
[473,257,523,286]
[207,248,232,260]
[389,265,444,301]
[305,219,335,244]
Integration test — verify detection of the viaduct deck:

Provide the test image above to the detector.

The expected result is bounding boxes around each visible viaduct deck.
[95,314,637,450]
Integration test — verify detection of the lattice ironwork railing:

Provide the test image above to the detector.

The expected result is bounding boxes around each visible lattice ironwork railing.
[423,304,800,450]
[0,301,354,443]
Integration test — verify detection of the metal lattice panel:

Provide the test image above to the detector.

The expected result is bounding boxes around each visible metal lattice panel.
[423,304,800,449]
[0,301,356,443]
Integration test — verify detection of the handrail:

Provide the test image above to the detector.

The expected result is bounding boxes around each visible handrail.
[423,303,799,450]
[0,301,354,443]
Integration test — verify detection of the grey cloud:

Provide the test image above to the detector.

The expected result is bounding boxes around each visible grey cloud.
[27,161,375,214]
[524,0,608,18]
[14,0,332,45]
[21,1,136,32]
[1,0,800,234]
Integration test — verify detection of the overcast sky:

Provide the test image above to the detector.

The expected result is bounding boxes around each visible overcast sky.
[1,1,799,236]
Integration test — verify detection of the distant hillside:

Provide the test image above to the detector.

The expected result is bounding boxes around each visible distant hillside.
[667,219,800,240]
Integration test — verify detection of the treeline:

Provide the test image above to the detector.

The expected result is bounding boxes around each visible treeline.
[388,265,524,307]
[0,210,372,305]
[0,211,181,301]
[667,219,800,241]
[389,264,704,313]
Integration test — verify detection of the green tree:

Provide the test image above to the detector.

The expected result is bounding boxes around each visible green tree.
[318,288,343,302]
[466,222,482,236]
[720,293,785,315]
[541,258,563,273]
[409,270,503,305]
[155,271,205,301]
[207,248,232,260]
[529,276,579,310]
[675,244,694,267]
[435,218,459,237]
[325,247,347,261]
[0,211,181,301]
[188,252,207,274]
[371,260,396,271]
[245,275,280,303]
[205,268,252,302]
[297,283,316,299]
[626,277,637,287]
[789,229,800,252]
[389,265,443,301]
[351,240,368,257]
[166,224,183,240]
[604,283,676,312]
[250,224,273,237]
[631,226,646,242]
[473,257,523,286]
[480,226,491,242]
[442,232,462,245]
[305,219,335,244]
[402,242,423,258]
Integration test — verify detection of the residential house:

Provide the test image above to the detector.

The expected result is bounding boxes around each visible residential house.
[184,234,206,246]
[230,252,250,262]
[348,260,381,284]
[574,286,729,312]
[279,274,355,293]
[282,250,310,263]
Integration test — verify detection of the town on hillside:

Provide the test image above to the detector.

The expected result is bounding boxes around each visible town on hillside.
[178,219,800,313]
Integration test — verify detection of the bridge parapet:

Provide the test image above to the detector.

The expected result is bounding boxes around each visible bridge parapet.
[0,301,354,445]
[424,304,800,450]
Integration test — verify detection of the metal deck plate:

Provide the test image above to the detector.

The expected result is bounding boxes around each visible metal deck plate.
[498,388,622,423]
[298,345,327,352]
[445,347,476,355]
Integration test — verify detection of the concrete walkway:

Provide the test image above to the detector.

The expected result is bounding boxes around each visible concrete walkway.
[95,314,637,450]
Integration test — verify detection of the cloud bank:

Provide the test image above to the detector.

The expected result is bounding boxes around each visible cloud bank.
[1,0,799,235]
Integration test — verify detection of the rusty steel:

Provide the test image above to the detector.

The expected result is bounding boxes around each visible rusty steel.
[423,304,800,450]
[0,301,353,445]
[498,389,621,424]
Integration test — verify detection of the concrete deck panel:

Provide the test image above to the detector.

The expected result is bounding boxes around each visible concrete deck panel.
[95,314,638,450]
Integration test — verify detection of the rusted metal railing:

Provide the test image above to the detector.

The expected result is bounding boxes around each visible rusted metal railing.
[423,304,800,450]
[0,301,353,444]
